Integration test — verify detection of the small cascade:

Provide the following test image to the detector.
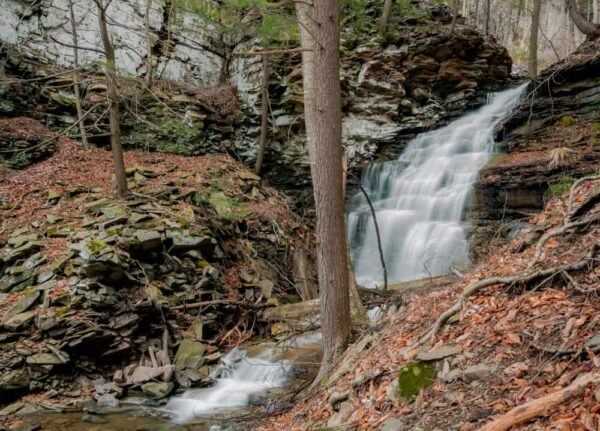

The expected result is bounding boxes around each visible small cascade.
[347,84,528,288]
[165,333,323,423]
[165,348,290,423]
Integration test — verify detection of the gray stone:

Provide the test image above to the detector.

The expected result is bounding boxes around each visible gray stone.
[129,366,171,384]
[463,364,493,382]
[0,369,29,395]
[3,311,36,331]
[141,382,174,399]
[4,290,40,320]
[327,401,354,428]
[26,350,69,365]
[174,340,206,370]
[382,418,407,431]
[95,393,120,409]
[416,344,462,361]
[133,230,162,250]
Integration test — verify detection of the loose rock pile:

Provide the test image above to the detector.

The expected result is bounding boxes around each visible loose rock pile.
[0,163,305,410]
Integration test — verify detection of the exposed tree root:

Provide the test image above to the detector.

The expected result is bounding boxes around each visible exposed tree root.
[529,213,600,268]
[477,369,600,431]
[410,242,599,349]
[567,175,600,218]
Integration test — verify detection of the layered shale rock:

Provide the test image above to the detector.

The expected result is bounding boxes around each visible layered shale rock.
[470,39,600,259]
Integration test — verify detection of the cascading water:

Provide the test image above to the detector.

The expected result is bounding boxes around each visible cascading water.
[347,84,528,288]
[165,332,322,423]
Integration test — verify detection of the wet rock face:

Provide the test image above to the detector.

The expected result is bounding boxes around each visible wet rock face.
[470,40,600,260]
[243,15,512,207]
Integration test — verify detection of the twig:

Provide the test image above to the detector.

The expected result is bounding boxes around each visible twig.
[358,184,387,291]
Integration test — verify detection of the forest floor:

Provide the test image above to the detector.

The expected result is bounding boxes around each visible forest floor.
[0,124,312,430]
[259,177,600,430]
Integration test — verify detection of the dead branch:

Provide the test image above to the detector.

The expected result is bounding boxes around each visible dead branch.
[235,47,312,57]
[477,369,600,431]
[171,299,272,311]
[358,184,387,291]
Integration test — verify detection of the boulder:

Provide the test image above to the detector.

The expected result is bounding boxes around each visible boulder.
[0,369,30,399]
[141,382,174,399]
[174,340,206,370]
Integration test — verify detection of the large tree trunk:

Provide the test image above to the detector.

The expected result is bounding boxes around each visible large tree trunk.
[381,0,393,31]
[312,0,352,377]
[68,0,88,148]
[95,0,128,198]
[528,0,541,78]
[295,0,317,180]
[565,0,600,38]
[255,55,269,175]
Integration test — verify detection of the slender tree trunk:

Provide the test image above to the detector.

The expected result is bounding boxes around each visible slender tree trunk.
[255,55,269,175]
[474,0,480,26]
[513,0,524,42]
[450,0,460,34]
[503,0,514,46]
[565,0,600,38]
[144,0,153,85]
[312,0,351,377]
[295,1,317,181]
[594,0,599,23]
[68,0,88,148]
[484,0,491,34]
[95,0,128,198]
[381,0,393,31]
[528,0,541,77]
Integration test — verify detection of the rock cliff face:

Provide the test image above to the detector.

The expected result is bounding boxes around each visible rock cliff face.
[0,0,226,87]
[470,40,600,259]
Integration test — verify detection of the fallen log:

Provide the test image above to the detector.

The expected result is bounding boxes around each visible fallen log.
[477,370,600,431]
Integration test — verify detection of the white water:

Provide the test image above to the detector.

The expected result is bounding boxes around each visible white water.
[166,333,322,423]
[348,84,528,288]
[166,347,290,423]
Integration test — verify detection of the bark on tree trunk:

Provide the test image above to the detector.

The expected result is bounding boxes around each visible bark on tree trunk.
[295,0,317,181]
[528,0,541,78]
[565,0,600,38]
[68,0,88,148]
[381,0,393,31]
[96,0,128,198]
[255,55,269,175]
[484,0,491,34]
[144,0,153,85]
[312,0,352,377]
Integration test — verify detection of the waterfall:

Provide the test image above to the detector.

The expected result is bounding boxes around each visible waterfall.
[347,84,528,288]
